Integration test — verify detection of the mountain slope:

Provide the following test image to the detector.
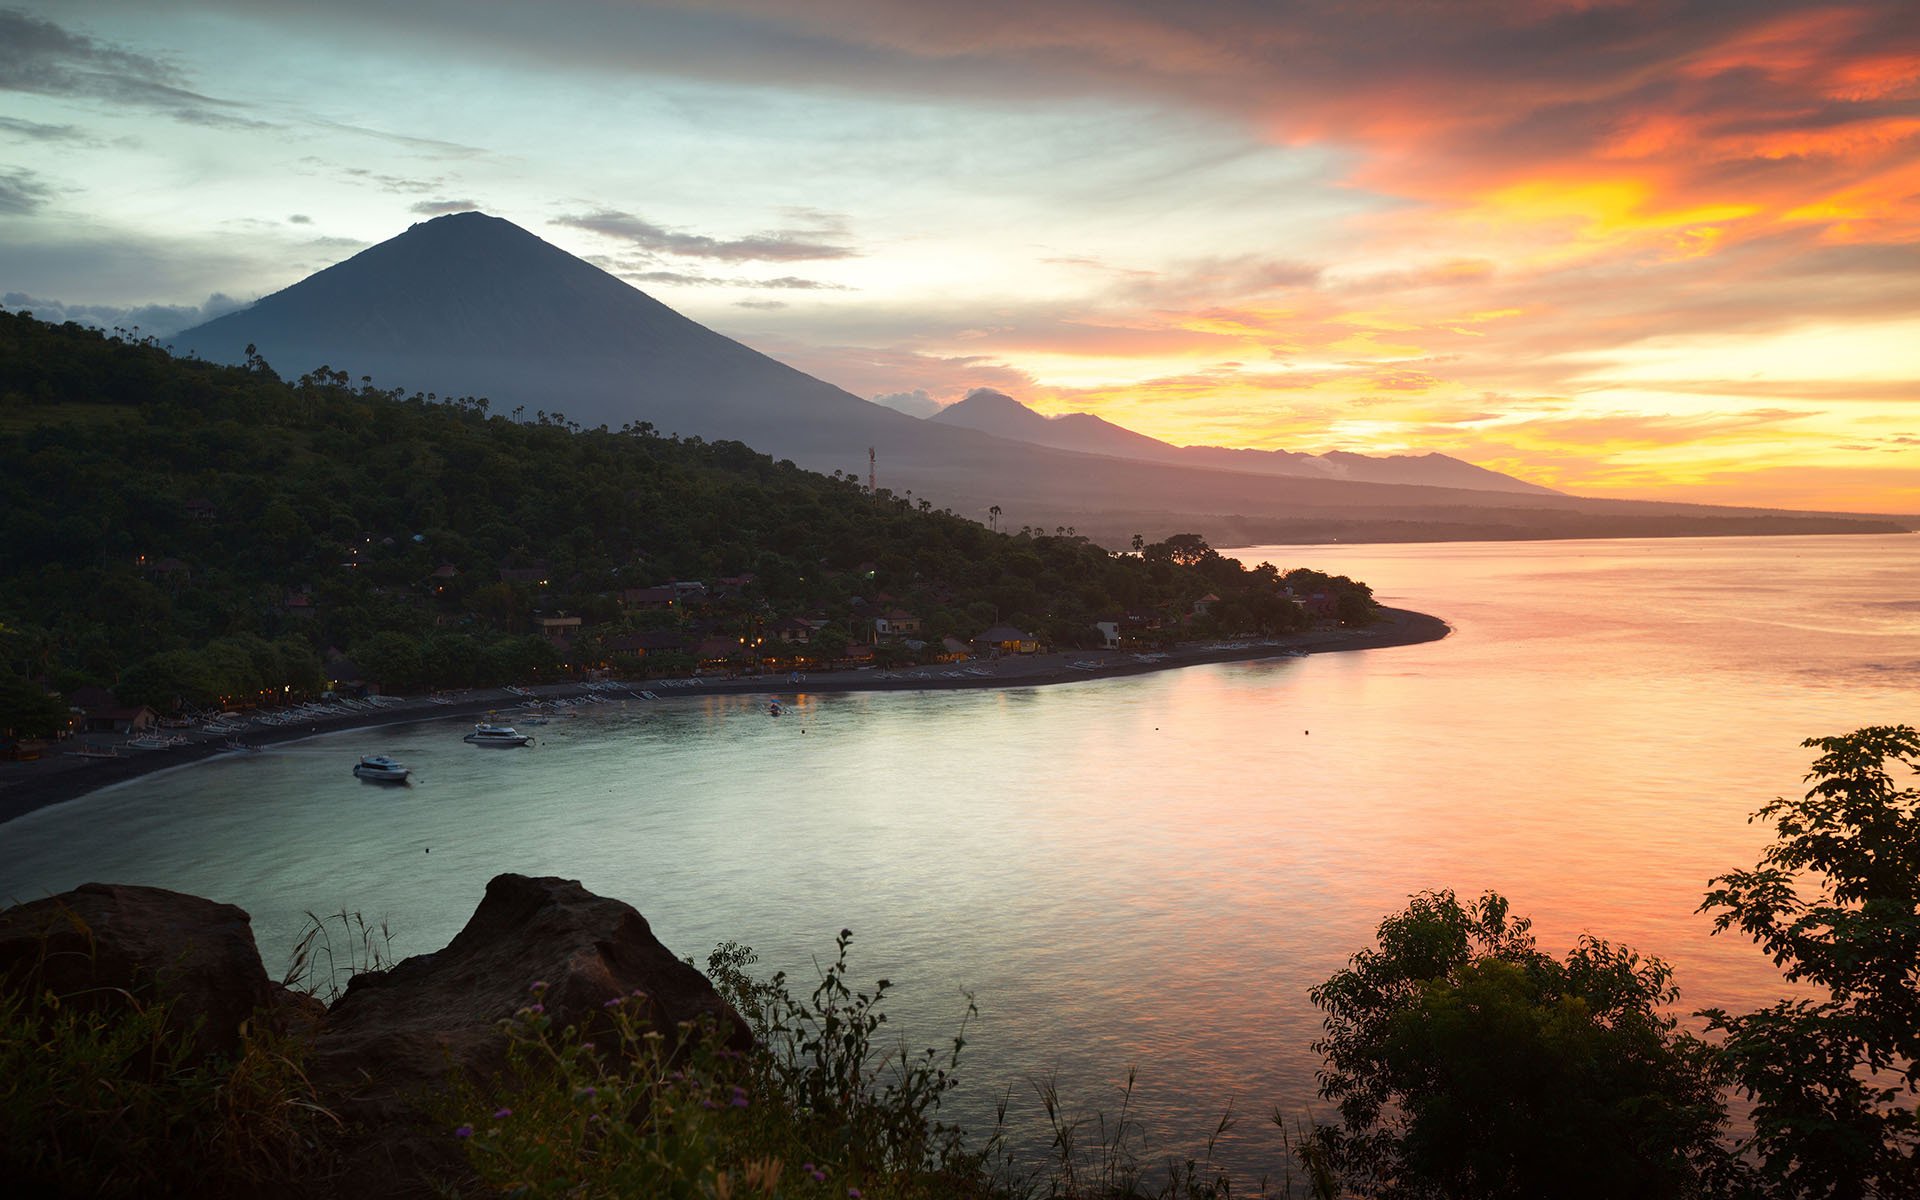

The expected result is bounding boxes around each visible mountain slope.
[173,213,1910,545]
[930,388,1559,495]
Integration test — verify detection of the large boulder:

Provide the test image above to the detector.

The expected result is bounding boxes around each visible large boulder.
[311,872,749,1124]
[0,882,276,1063]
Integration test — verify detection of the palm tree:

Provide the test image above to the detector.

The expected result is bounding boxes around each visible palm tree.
[988,504,1001,532]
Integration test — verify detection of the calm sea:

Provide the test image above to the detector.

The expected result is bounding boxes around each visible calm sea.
[4,533,1916,1179]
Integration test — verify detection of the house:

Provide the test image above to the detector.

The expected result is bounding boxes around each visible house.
[284,591,315,616]
[83,705,158,735]
[973,625,1041,656]
[619,586,678,610]
[670,580,709,602]
[1094,620,1121,649]
[873,610,923,639]
[693,636,745,671]
[937,636,973,662]
[431,563,460,579]
[768,617,814,645]
[534,614,582,647]
[1193,593,1220,617]
[184,497,217,523]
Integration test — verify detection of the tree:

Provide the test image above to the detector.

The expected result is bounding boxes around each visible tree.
[0,671,64,738]
[1700,726,1920,1200]
[1310,890,1736,1200]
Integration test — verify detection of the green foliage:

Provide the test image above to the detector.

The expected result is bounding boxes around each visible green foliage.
[0,312,1340,700]
[0,969,337,1196]
[0,669,65,737]
[1309,890,1736,1200]
[1700,725,1920,1200]
[456,934,996,1199]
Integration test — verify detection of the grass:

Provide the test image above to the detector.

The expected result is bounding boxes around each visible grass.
[449,932,1338,1200]
[4,917,1333,1198]
[0,939,341,1196]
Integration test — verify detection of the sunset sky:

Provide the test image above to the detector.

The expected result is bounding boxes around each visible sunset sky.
[3,1,1916,512]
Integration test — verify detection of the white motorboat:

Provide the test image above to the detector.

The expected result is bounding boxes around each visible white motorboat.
[463,723,531,747]
[352,754,412,782]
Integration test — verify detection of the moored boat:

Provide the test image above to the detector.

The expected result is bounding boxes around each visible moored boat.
[352,754,412,781]
[463,723,531,747]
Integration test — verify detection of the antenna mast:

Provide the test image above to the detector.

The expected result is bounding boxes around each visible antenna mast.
[868,446,876,495]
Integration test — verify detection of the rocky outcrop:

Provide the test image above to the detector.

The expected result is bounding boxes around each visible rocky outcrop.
[0,882,277,1063]
[1,872,750,1198]
[310,872,751,1124]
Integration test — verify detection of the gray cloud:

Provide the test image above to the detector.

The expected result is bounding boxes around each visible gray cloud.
[2,290,249,338]
[872,388,944,417]
[553,208,858,262]
[411,198,482,216]
[0,165,53,214]
[734,298,787,310]
[584,254,850,291]
[287,213,312,224]
[0,8,269,129]
[0,115,87,142]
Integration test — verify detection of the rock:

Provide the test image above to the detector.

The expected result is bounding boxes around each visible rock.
[0,882,276,1063]
[312,872,749,1124]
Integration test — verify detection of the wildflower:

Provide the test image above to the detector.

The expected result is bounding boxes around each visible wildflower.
[528,1002,545,1015]
[730,1086,750,1108]
[576,1085,597,1099]
[493,1108,513,1120]
[848,1190,863,1199]
[530,980,549,994]
[453,1124,474,1139]
[580,1042,594,1053]
[602,997,622,1009]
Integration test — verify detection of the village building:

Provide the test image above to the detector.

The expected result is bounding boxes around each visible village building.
[973,625,1041,656]
[873,610,923,639]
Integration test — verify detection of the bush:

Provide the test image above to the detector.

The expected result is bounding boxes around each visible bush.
[452,931,995,1199]
[1701,725,1920,1200]
[1309,890,1738,1200]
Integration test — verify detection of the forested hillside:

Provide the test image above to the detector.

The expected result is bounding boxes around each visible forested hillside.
[0,313,1366,718]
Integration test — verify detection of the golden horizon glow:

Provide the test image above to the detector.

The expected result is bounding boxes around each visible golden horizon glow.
[4,2,1916,512]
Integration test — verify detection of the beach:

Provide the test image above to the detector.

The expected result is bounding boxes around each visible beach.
[0,607,1447,825]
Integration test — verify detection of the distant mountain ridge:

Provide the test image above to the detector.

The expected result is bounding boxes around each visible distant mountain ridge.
[929,389,1559,495]
[172,213,1912,545]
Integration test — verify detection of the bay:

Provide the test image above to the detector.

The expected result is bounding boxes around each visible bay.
[3,532,1915,1179]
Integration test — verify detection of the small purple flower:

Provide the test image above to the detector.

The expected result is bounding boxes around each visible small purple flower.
[811,1169,828,1183]
[493,1108,513,1120]
[528,1002,545,1015]
[848,1190,863,1199]
[576,1086,597,1099]
[730,1086,749,1108]
[453,1124,474,1139]
[602,997,622,1009]
[580,1042,594,1053]
[530,980,549,994]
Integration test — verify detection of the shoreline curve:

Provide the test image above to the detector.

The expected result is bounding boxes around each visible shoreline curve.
[0,607,1447,826]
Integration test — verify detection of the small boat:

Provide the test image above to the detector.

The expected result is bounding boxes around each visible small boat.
[352,754,412,782]
[768,700,783,717]
[463,723,531,747]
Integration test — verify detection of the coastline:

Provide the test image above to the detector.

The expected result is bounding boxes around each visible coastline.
[0,607,1447,825]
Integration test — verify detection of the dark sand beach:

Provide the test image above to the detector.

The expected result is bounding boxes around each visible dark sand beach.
[0,608,1446,825]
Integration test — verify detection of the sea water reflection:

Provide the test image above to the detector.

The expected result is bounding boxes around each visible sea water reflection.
[2,533,1915,1179]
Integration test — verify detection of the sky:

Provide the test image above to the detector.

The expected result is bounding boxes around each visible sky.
[2,1,1916,513]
